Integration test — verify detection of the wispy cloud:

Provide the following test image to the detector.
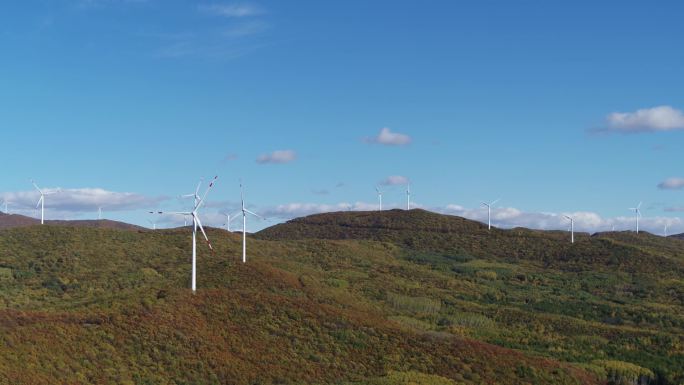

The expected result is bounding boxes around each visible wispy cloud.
[658,177,684,190]
[222,20,269,38]
[199,3,263,18]
[256,150,297,164]
[380,176,409,186]
[151,3,269,59]
[364,127,412,146]
[598,106,684,134]
[0,188,167,215]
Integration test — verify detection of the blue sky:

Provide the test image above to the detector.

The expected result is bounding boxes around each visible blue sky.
[1,0,684,233]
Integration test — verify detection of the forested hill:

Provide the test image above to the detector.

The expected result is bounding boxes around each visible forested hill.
[0,209,681,383]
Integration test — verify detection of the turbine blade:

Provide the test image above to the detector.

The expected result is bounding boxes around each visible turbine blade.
[35,196,43,209]
[244,209,264,219]
[196,176,218,210]
[240,182,245,209]
[31,181,43,194]
[195,178,204,197]
[194,215,213,250]
[150,211,190,215]
[491,198,501,206]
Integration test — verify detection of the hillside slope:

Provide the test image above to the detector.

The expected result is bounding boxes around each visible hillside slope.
[0,225,600,385]
[257,210,684,383]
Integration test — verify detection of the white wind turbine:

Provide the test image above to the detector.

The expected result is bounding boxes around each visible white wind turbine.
[376,186,383,211]
[664,223,668,237]
[406,182,411,210]
[151,176,217,292]
[240,182,264,263]
[97,206,105,220]
[223,211,240,232]
[31,179,60,225]
[481,198,500,230]
[1,199,9,215]
[147,219,158,230]
[628,202,642,233]
[564,215,575,243]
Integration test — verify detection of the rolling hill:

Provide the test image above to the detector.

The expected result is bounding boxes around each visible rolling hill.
[0,209,681,384]
[0,212,144,231]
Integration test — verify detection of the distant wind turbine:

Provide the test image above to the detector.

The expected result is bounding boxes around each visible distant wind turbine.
[563,215,575,244]
[664,223,668,237]
[406,182,411,210]
[147,219,158,230]
[481,198,500,230]
[628,202,642,233]
[375,186,383,211]
[151,176,217,292]
[97,206,105,220]
[31,179,60,225]
[240,182,264,263]
[223,212,240,232]
[1,199,9,215]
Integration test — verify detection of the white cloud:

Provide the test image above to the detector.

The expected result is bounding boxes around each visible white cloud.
[0,188,167,218]
[199,3,263,18]
[440,204,682,234]
[256,150,297,164]
[380,176,409,186]
[658,177,684,190]
[365,127,412,146]
[603,106,684,133]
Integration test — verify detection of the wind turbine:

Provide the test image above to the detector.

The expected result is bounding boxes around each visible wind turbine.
[147,219,158,230]
[406,182,411,210]
[181,178,203,207]
[628,202,642,233]
[97,206,105,220]
[481,198,500,230]
[240,182,264,263]
[664,223,668,237]
[375,186,383,211]
[563,215,575,243]
[151,176,217,292]
[1,199,9,215]
[31,179,59,225]
[223,212,240,232]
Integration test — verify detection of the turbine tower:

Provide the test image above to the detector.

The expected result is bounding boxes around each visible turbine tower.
[151,176,217,292]
[628,202,642,233]
[98,206,104,220]
[664,223,668,237]
[564,215,575,243]
[406,182,411,210]
[375,186,383,211]
[480,198,500,230]
[1,199,9,214]
[31,179,59,225]
[240,182,264,263]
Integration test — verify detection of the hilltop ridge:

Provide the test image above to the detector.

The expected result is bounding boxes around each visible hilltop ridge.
[0,212,144,231]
